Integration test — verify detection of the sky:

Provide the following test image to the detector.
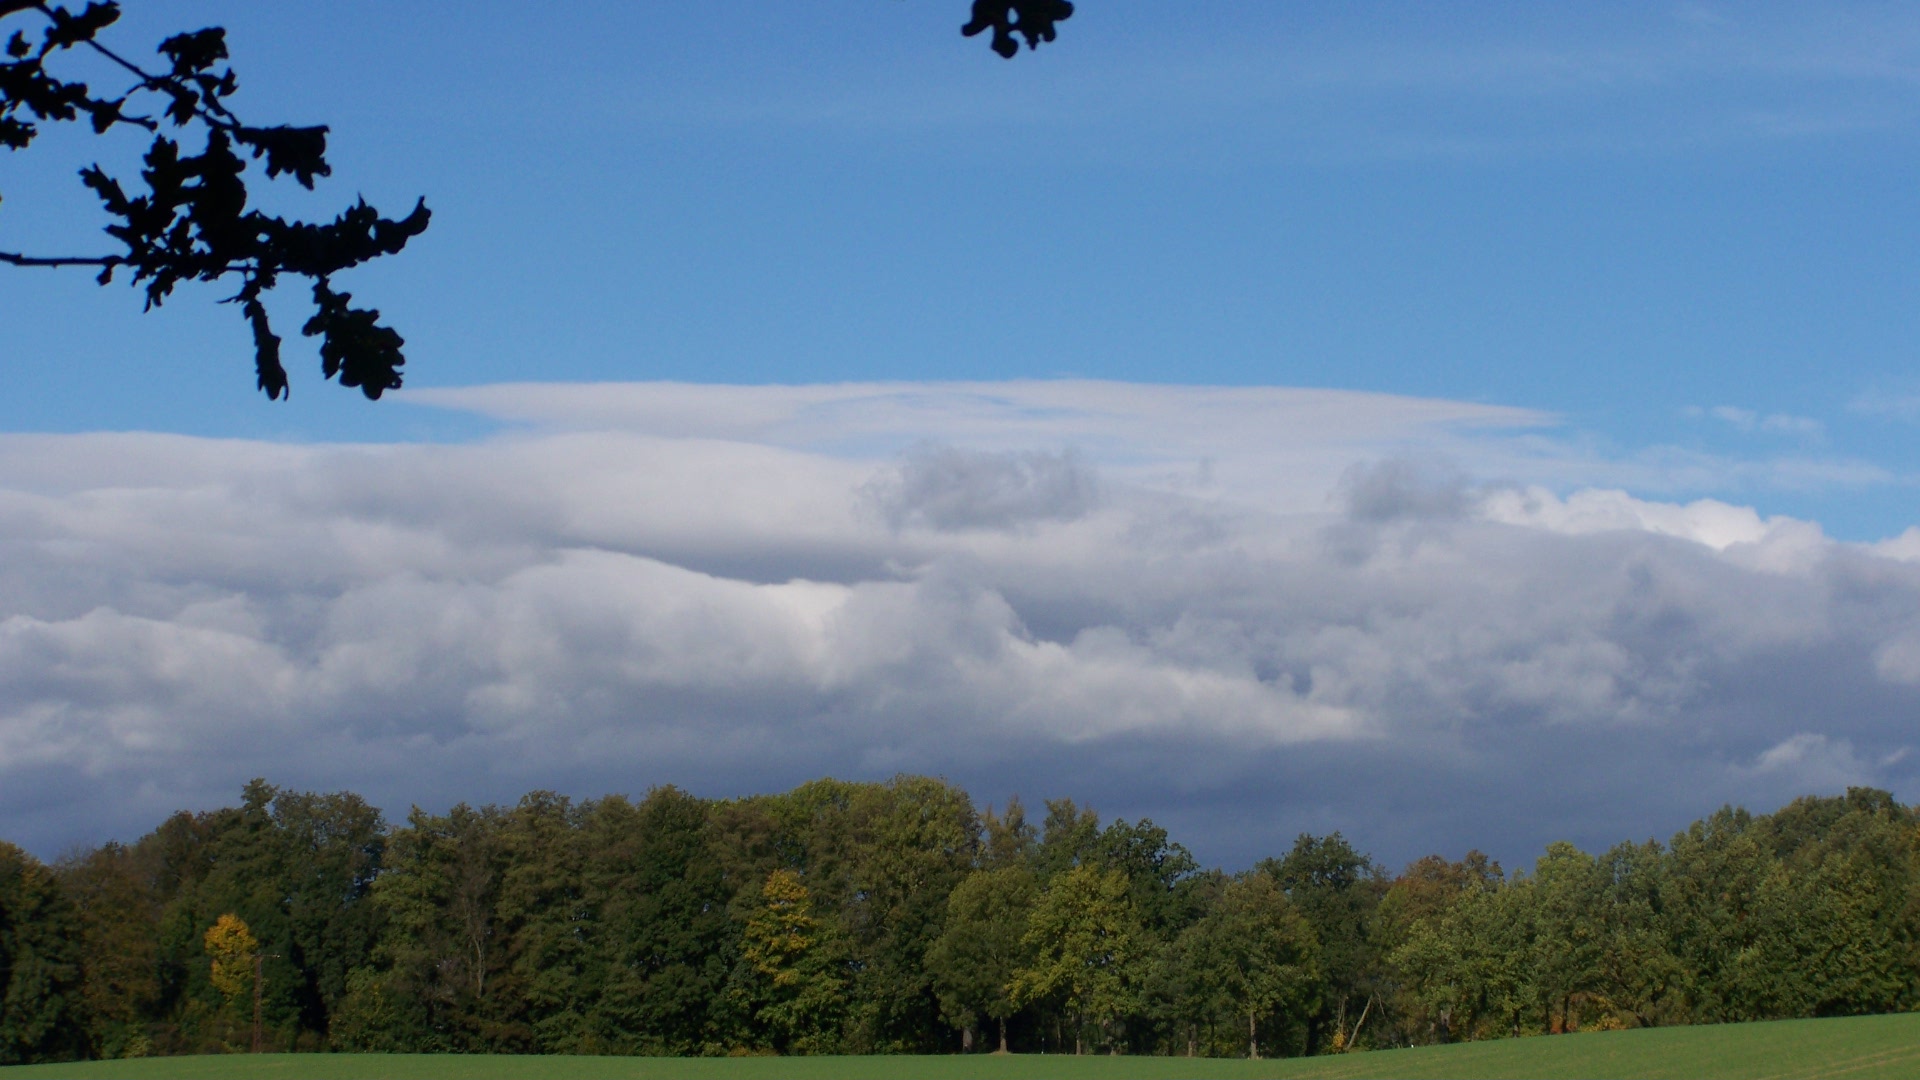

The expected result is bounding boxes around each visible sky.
[4,1,1920,870]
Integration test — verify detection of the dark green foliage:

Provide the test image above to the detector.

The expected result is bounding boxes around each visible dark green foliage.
[1094,818,1204,941]
[926,867,1038,1050]
[580,788,732,1055]
[1259,834,1384,1053]
[54,842,160,1059]
[47,781,386,1057]
[0,843,89,1063]
[17,780,1920,1062]
[1158,874,1319,1059]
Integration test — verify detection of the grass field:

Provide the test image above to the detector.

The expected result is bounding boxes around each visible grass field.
[5,1011,1919,1079]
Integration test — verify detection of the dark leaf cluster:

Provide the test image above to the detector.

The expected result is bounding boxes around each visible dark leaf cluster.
[961,0,1074,58]
[0,2,427,399]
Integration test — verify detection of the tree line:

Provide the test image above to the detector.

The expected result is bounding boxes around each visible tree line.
[3,777,1917,1064]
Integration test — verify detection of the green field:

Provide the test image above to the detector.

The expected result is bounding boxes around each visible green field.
[5,1012,1919,1079]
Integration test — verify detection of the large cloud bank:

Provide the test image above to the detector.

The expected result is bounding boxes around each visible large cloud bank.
[3,381,1917,868]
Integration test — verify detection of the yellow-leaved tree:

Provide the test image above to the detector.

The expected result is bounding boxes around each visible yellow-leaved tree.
[737,869,847,1053]
[203,913,259,1005]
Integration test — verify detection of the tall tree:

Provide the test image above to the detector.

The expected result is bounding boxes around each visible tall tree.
[1010,863,1142,1054]
[1586,840,1683,1028]
[1034,798,1102,879]
[1528,841,1602,1033]
[980,797,1039,870]
[734,869,848,1054]
[357,802,506,1051]
[578,787,731,1055]
[54,841,162,1059]
[0,842,88,1064]
[1166,874,1319,1059]
[925,866,1038,1052]
[1373,851,1502,1046]
[1260,833,1385,1053]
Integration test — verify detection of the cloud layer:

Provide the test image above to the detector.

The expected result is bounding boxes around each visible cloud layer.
[4,382,1919,869]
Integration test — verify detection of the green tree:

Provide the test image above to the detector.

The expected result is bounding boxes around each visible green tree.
[1391,875,1539,1042]
[1010,863,1142,1054]
[1663,805,1768,1023]
[162,781,386,1051]
[1163,874,1320,1058]
[55,841,162,1058]
[1587,839,1684,1028]
[363,802,506,1051]
[0,841,88,1064]
[1035,798,1102,879]
[1735,791,1919,1019]
[980,797,1039,870]
[1528,841,1601,1033]
[926,866,1038,1052]
[1095,817,1204,942]
[1373,851,1502,1046]
[1260,833,1385,1053]
[578,787,731,1055]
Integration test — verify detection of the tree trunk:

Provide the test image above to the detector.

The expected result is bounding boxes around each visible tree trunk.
[252,953,265,1054]
[1348,995,1374,1051]
[962,1026,974,1054]
[998,1015,1008,1054]
[1248,1010,1259,1060]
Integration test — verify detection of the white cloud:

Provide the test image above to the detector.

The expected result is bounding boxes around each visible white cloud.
[1688,404,1826,439]
[1739,734,1879,796]
[5,381,1920,867]
[1851,390,1920,421]
[1478,486,1832,572]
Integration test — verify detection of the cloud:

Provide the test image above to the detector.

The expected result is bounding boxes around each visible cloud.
[5,382,1920,869]
[1686,405,1826,439]
[1851,389,1920,422]
[1339,458,1474,522]
[865,445,1100,532]
[1738,734,1882,799]
[409,381,1890,507]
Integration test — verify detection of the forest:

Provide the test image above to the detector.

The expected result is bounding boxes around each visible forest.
[2,777,1917,1065]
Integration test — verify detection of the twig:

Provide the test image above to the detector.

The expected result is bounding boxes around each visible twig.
[0,251,119,267]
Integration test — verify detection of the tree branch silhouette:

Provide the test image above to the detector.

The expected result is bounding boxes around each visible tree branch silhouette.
[0,1,429,399]
[4,2,1071,402]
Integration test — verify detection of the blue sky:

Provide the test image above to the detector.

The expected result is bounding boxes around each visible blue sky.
[5,2,1920,864]
[5,2,1919,532]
